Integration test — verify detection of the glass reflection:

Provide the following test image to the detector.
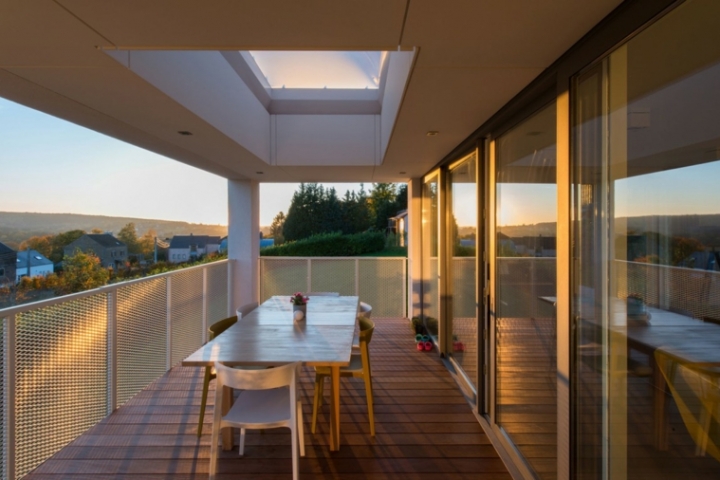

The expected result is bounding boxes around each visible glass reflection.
[495,102,557,479]
[572,1,720,478]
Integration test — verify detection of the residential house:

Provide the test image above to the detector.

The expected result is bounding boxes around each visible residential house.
[63,234,127,268]
[15,250,54,282]
[0,242,17,287]
[168,235,221,263]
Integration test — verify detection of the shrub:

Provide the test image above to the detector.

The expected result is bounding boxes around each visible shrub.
[261,231,385,257]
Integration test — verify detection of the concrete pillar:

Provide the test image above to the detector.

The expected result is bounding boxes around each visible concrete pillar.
[228,179,260,311]
[407,177,423,319]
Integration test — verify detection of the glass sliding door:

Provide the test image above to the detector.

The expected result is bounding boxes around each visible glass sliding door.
[572,1,720,478]
[448,152,478,387]
[422,173,440,339]
[495,102,558,478]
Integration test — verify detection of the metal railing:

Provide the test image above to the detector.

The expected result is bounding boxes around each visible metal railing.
[0,260,230,479]
[259,257,407,317]
[616,260,720,322]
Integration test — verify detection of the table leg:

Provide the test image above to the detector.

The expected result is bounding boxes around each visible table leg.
[221,385,235,450]
[329,366,341,451]
[652,355,669,450]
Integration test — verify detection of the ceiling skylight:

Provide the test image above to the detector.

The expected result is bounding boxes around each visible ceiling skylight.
[248,51,385,89]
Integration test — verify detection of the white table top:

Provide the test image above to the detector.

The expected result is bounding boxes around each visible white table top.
[182,295,359,368]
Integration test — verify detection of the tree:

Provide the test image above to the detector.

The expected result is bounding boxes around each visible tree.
[369,183,398,231]
[137,230,156,259]
[50,229,85,263]
[59,250,109,294]
[117,223,140,254]
[19,235,53,258]
[270,212,286,245]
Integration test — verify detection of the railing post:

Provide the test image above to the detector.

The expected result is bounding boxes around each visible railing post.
[403,258,408,317]
[202,266,208,344]
[107,291,118,413]
[307,258,312,293]
[6,313,16,480]
[166,276,172,370]
[355,258,360,296]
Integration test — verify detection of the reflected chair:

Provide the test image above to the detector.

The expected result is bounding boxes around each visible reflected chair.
[197,303,259,437]
[655,348,720,460]
[312,317,376,436]
[209,361,305,480]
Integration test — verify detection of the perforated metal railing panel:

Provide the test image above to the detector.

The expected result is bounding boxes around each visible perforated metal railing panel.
[452,257,476,318]
[205,262,229,325]
[311,259,355,296]
[260,258,308,302]
[169,268,204,367]
[618,261,720,321]
[358,258,406,317]
[116,278,167,407]
[1,316,5,480]
[14,295,108,479]
[496,257,557,318]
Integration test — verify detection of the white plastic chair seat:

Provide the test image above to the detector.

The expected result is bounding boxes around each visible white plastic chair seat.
[223,388,293,428]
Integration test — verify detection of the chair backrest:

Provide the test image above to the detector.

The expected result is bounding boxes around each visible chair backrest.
[358,317,375,345]
[208,316,237,341]
[655,349,720,461]
[358,302,373,319]
[306,292,340,296]
[214,361,300,391]
[236,302,259,319]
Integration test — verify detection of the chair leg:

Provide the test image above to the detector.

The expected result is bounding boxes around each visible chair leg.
[291,421,299,480]
[239,428,246,456]
[311,375,324,434]
[209,425,220,480]
[198,367,212,438]
[297,400,305,457]
[363,372,376,436]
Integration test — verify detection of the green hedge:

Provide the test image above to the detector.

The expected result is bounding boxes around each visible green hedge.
[261,231,385,257]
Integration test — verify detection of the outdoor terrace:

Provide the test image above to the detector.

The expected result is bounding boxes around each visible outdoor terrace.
[22,317,510,480]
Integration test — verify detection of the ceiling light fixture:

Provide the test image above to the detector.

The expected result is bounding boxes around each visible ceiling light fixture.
[177,131,193,136]
[256,171,264,174]
[426,131,439,137]
[399,171,407,175]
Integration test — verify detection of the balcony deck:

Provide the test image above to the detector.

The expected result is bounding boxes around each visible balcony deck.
[24,317,511,479]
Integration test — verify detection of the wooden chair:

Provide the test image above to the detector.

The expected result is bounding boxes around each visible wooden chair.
[353,302,373,349]
[312,317,376,436]
[197,303,259,437]
[209,361,305,480]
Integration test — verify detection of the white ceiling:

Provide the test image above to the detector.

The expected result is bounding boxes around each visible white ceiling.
[0,0,623,182]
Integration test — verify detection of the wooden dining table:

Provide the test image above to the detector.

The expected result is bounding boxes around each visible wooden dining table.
[182,295,359,451]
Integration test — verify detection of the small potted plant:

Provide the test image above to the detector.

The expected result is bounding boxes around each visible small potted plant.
[290,292,309,316]
[626,293,646,317]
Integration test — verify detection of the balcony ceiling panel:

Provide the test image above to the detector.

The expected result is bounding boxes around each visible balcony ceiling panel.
[55,0,408,50]
[377,65,543,179]
[0,1,622,183]
[0,0,119,67]
[401,0,623,68]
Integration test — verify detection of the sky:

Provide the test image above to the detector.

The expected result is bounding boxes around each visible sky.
[3,96,718,230]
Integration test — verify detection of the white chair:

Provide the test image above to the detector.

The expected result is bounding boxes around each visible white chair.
[209,361,305,480]
[235,301,259,319]
[306,292,340,296]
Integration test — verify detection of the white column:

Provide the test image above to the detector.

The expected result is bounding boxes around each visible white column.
[228,179,260,311]
[407,177,423,319]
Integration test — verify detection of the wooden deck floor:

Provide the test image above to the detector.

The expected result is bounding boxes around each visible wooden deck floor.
[24,318,512,480]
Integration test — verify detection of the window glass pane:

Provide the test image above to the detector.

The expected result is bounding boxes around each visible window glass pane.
[495,101,557,478]
[572,0,720,478]
[449,154,477,385]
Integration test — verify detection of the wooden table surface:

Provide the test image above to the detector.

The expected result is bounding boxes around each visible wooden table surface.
[182,295,359,451]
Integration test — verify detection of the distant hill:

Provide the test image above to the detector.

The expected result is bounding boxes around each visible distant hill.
[0,212,227,249]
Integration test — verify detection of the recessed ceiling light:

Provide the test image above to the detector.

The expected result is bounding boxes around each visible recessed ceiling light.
[256,171,264,174]
[426,131,439,137]
[178,131,193,136]
[399,171,406,175]
[527,131,543,136]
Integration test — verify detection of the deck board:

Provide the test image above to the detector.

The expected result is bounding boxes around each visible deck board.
[24,318,512,480]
